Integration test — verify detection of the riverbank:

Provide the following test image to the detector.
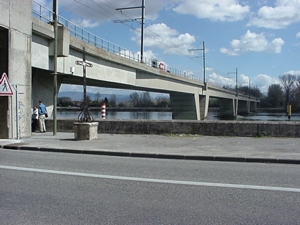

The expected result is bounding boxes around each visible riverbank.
[45,119,300,137]
[58,106,172,112]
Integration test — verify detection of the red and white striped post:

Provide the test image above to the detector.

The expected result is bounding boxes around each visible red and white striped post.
[101,102,106,119]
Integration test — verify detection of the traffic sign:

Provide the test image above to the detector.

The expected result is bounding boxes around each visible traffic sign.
[0,73,13,96]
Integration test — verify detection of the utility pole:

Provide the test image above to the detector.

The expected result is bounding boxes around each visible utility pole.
[235,68,238,96]
[52,0,58,135]
[248,78,250,98]
[227,68,238,118]
[227,68,238,95]
[115,0,145,63]
[188,41,206,83]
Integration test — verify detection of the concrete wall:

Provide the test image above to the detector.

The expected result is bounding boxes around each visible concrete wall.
[0,0,32,138]
[44,119,300,137]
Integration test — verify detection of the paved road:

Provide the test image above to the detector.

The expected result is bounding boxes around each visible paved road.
[1,132,300,164]
[1,150,300,224]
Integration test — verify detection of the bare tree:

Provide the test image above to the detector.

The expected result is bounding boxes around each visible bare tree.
[267,84,283,107]
[95,91,101,103]
[155,95,170,107]
[130,92,139,107]
[279,74,297,108]
[141,92,152,107]
[297,75,300,89]
[109,94,117,107]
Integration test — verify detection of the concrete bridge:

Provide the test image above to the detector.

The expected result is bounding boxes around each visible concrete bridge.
[0,0,259,139]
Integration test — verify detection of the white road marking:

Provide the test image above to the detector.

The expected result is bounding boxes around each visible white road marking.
[1,165,300,193]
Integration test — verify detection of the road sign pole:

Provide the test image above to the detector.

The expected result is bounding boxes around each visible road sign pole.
[12,84,19,139]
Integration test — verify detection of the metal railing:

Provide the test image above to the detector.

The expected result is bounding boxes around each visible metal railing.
[32,1,204,82]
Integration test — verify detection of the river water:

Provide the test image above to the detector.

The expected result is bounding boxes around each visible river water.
[56,110,300,121]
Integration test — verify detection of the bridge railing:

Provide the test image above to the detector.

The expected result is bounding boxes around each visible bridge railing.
[32,1,204,82]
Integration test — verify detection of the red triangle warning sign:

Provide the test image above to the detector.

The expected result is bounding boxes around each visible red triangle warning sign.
[0,73,13,96]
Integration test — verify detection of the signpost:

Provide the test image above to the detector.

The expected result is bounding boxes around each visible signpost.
[75,47,94,122]
[0,73,19,139]
[0,73,13,96]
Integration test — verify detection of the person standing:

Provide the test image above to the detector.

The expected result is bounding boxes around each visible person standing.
[38,100,47,132]
[31,106,38,132]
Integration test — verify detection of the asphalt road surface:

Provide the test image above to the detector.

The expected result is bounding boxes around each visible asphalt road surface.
[1,149,300,225]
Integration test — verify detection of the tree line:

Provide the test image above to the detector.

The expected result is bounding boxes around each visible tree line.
[58,91,170,108]
[263,74,300,110]
[222,74,300,111]
[58,74,300,111]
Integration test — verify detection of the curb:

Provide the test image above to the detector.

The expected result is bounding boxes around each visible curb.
[3,145,300,165]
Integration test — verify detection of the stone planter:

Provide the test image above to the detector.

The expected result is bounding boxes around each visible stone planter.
[73,122,99,140]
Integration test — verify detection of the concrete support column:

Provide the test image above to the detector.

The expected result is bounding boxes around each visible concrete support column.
[219,98,235,119]
[0,0,32,139]
[200,95,209,120]
[250,101,257,112]
[238,100,250,115]
[170,92,199,120]
[32,68,63,117]
[0,29,9,138]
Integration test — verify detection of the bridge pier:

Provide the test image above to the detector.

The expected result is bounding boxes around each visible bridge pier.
[170,93,199,120]
[219,98,237,119]
[32,68,63,117]
[200,95,209,120]
[250,101,257,112]
[238,100,250,115]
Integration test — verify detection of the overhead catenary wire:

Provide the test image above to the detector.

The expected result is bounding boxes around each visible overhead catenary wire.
[59,0,77,14]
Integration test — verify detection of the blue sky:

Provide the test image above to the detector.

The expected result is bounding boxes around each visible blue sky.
[36,0,300,95]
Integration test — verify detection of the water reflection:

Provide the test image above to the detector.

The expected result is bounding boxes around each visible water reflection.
[56,110,173,120]
[55,110,300,121]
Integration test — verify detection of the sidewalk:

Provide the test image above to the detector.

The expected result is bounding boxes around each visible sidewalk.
[1,132,300,164]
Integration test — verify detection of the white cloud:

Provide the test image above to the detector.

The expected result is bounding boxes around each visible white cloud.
[119,49,140,61]
[297,32,300,38]
[284,70,300,76]
[206,67,214,72]
[239,74,251,87]
[207,73,251,89]
[173,0,250,22]
[268,38,285,53]
[130,50,159,62]
[207,72,236,88]
[220,30,284,56]
[141,50,158,60]
[248,0,300,29]
[207,72,280,94]
[252,74,280,93]
[132,23,196,55]
[71,19,99,28]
